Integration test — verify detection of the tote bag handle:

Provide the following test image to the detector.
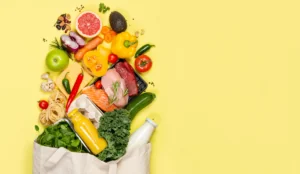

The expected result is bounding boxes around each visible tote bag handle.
[43,147,69,170]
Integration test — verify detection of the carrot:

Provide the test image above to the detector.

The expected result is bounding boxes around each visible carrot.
[109,30,117,37]
[104,33,113,43]
[75,36,103,61]
[101,26,111,35]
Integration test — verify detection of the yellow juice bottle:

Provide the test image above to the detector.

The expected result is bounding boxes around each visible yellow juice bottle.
[68,108,107,155]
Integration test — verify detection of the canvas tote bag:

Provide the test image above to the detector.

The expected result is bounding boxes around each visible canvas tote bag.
[33,141,151,174]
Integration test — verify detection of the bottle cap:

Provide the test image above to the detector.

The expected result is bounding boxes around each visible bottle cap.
[146,118,158,128]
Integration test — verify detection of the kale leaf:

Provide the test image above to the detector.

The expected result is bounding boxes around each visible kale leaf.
[97,109,131,162]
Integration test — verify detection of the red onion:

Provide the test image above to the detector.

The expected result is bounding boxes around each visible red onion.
[69,31,86,48]
[61,35,79,53]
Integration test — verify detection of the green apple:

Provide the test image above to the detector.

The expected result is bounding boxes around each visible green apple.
[46,49,69,72]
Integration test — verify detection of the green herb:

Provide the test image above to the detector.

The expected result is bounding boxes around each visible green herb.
[37,122,86,153]
[71,139,80,147]
[50,38,72,59]
[148,81,155,87]
[109,81,120,104]
[98,109,131,162]
[99,3,110,14]
[103,7,110,13]
[35,125,39,131]
[123,88,128,97]
[99,3,104,11]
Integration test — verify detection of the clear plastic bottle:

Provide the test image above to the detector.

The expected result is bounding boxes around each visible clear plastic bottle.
[127,118,157,152]
[67,108,107,155]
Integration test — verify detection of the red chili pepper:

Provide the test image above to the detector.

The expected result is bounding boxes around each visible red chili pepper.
[66,69,84,112]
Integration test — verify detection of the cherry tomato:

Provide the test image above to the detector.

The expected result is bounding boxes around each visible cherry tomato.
[95,80,102,89]
[38,100,49,110]
[108,53,119,64]
[135,55,152,73]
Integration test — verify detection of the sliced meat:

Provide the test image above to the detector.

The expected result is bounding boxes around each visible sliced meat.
[123,61,135,73]
[101,69,129,108]
[115,62,138,96]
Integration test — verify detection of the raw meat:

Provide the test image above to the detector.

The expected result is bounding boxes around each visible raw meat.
[115,62,138,96]
[82,86,117,112]
[101,69,129,108]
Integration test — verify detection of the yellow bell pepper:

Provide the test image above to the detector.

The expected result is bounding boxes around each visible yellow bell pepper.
[82,46,110,77]
[111,32,138,59]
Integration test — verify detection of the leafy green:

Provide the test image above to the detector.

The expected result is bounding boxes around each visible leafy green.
[49,38,72,59]
[34,125,39,131]
[97,109,131,162]
[37,122,86,153]
[71,139,80,147]
[99,3,110,14]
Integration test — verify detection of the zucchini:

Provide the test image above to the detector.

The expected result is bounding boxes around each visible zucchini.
[126,92,156,120]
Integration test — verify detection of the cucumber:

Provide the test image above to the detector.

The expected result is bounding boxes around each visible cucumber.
[126,92,156,120]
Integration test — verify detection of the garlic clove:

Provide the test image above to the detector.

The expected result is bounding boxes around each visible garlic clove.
[49,83,55,89]
[47,79,54,83]
[41,72,50,80]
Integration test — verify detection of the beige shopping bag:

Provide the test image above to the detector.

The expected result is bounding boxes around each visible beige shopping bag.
[33,141,151,174]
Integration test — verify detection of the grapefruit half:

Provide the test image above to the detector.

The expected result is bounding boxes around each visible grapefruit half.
[76,11,102,38]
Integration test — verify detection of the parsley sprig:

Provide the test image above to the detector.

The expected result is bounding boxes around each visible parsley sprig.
[99,3,110,13]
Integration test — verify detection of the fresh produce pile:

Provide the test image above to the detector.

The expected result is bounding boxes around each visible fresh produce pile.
[35,2,157,164]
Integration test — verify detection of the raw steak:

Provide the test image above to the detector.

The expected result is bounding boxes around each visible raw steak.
[115,62,138,96]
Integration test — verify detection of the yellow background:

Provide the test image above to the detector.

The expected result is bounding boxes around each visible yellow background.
[0,0,299,173]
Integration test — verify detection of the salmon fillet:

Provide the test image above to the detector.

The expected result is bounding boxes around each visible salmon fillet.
[82,86,117,112]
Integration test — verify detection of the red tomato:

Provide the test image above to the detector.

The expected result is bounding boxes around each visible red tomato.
[108,53,119,64]
[95,80,102,89]
[135,55,152,73]
[38,100,49,110]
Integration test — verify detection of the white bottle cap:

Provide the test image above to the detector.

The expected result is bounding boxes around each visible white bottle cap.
[146,118,158,128]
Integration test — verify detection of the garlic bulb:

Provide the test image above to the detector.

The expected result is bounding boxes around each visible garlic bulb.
[40,72,55,92]
[41,80,55,92]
